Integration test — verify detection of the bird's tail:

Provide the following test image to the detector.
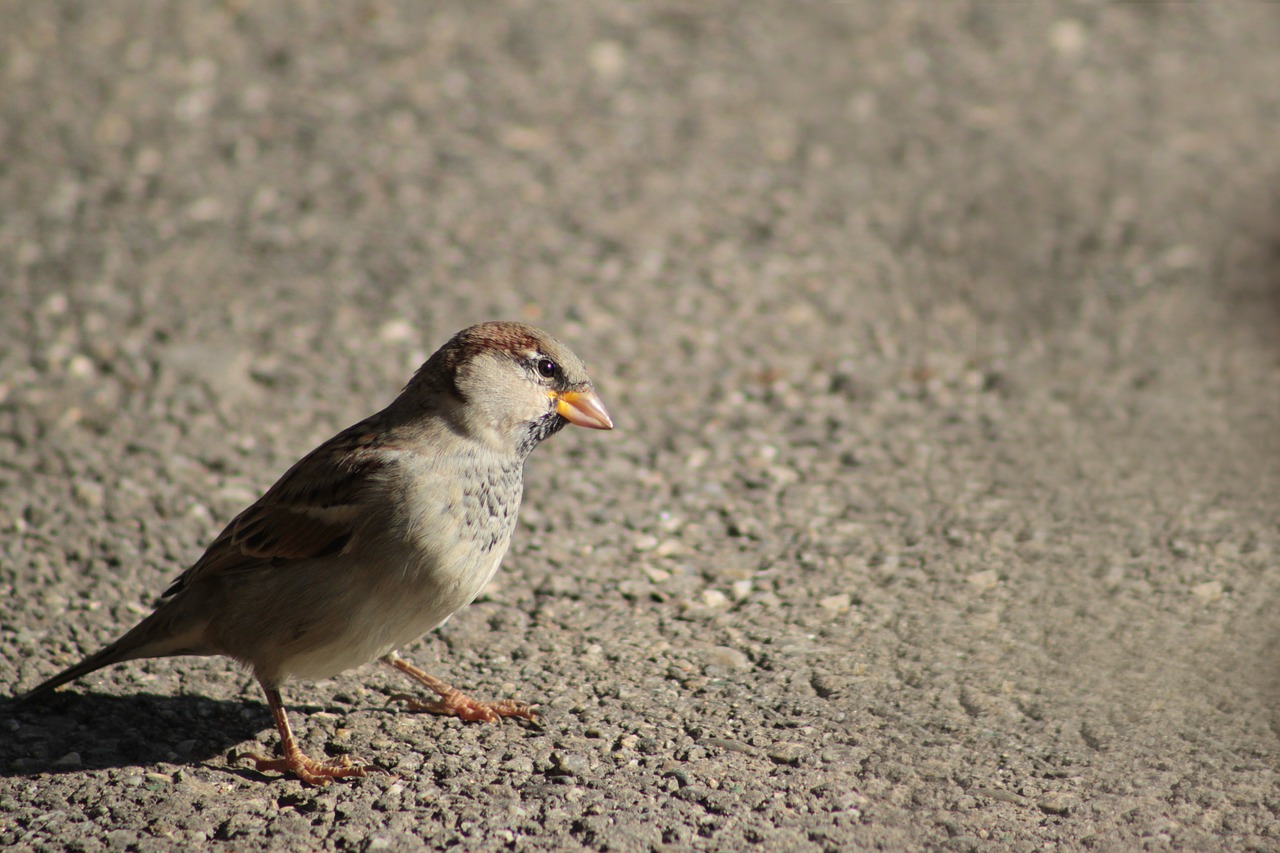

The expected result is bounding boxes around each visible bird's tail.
[16,603,211,703]
[17,642,135,703]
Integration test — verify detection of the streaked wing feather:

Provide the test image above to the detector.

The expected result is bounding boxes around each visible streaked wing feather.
[164,425,392,596]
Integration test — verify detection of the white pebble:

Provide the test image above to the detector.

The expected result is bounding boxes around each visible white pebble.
[1191,580,1222,603]
[378,319,415,343]
[705,646,751,670]
[818,594,851,613]
[588,40,627,80]
[966,570,1000,590]
[1049,19,1087,58]
[701,589,729,609]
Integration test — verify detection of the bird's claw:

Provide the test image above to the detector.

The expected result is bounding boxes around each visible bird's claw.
[235,747,386,786]
[387,690,538,723]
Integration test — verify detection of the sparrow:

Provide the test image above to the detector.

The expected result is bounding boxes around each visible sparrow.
[17,321,613,785]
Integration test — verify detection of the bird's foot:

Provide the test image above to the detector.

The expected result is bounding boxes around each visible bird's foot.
[388,690,538,723]
[382,655,538,722]
[237,747,381,786]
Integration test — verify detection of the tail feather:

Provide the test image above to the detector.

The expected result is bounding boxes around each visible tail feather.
[17,642,139,703]
[17,604,212,703]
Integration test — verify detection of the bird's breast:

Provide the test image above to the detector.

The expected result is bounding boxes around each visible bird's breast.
[393,452,525,620]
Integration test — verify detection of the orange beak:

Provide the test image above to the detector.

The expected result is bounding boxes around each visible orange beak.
[555,389,614,430]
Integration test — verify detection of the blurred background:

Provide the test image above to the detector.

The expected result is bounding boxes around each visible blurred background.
[3,2,1280,849]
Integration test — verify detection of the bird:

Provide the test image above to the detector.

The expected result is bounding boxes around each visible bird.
[17,321,613,785]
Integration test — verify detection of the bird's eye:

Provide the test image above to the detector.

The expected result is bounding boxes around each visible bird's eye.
[536,358,558,379]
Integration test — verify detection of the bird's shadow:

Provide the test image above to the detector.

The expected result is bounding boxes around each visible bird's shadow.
[2,687,545,780]
[1,692,274,777]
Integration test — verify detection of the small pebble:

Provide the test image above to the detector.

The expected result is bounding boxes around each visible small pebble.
[502,756,535,774]
[818,593,851,612]
[73,480,106,508]
[701,590,729,609]
[1191,580,1222,603]
[588,40,627,80]
[767,743,807,766]
[66,354,95,378]
[654,539,682,557]
[966,570,1000,590]
[553,752,591,776]
[54,752,82,768]
[378,319,415,343]
[1038,793,1075,815]
[1049,19,1087,59]
[705,646,751,670]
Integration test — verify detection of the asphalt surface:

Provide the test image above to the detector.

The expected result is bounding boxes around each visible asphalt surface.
[3,2,1280,850]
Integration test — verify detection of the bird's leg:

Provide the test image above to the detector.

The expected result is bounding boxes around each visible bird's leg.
[238,684,375,785]
[382,653,538,722]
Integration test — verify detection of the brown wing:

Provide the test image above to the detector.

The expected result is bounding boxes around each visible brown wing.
[162,423,392,597]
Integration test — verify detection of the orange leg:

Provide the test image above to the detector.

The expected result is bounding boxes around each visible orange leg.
[238,684,376,786]
[382,653,538,722]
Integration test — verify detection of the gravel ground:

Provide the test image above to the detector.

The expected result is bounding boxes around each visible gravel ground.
[4,2,1280,850]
